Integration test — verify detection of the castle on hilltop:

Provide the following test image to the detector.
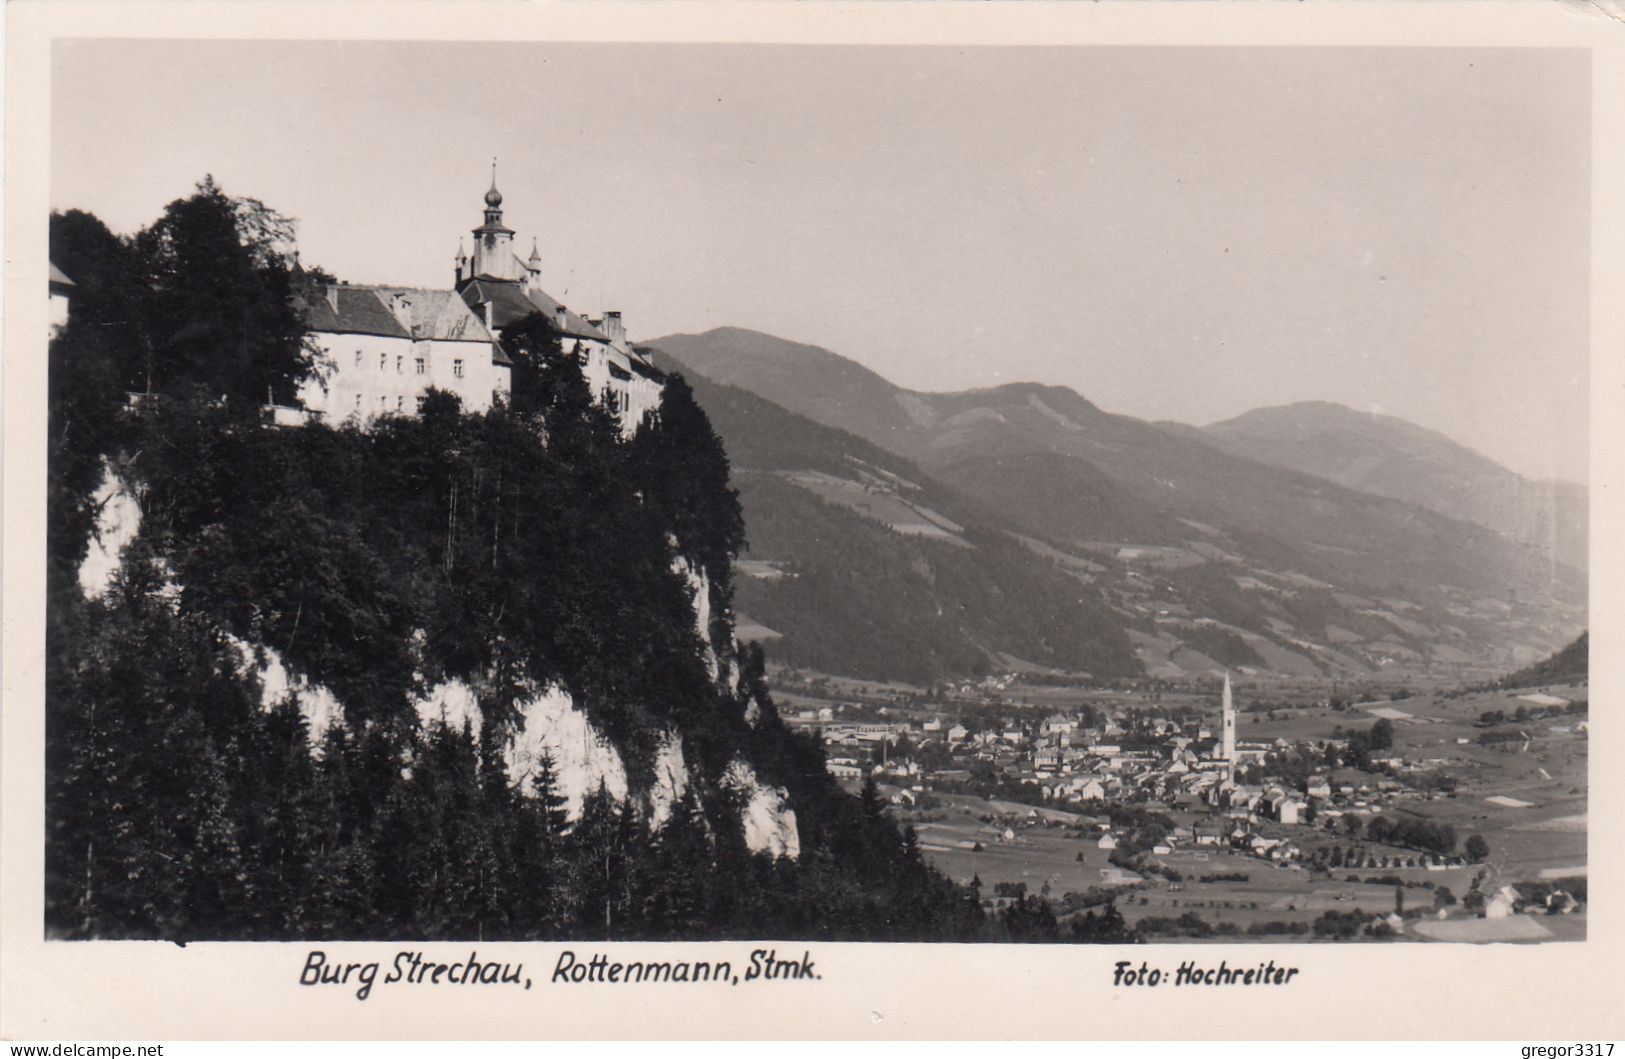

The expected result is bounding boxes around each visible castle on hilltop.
[294,170,663,431]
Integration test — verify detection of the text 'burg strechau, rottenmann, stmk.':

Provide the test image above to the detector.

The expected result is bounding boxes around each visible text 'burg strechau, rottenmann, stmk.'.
[298,948,820,1000]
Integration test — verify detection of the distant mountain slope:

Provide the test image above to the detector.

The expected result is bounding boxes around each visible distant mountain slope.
[651,328,923,454]
[1501,631,1588,689]
[908,382,1538,600]
[649,329,1580,602]
[648,328,1586,679]
[675,370,1142,685]
[1201,401,1587,573]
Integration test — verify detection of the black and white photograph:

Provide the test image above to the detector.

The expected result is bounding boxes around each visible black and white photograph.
[4,0,1621,1043]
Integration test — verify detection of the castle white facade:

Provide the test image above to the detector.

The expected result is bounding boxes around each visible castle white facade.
[297,285,510,419]
[297,172,662,432]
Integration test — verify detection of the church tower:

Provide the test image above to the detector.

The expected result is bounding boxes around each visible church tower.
[469,162,518,282]
[1221,670,1236,779]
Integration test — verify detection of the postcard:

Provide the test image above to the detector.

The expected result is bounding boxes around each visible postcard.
[3,0,1621,1041]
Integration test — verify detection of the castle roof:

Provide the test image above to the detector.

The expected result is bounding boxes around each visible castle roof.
[376,288,491,343]
[459,276,606,341]
[297,285,411,339]
[299,283,507,363]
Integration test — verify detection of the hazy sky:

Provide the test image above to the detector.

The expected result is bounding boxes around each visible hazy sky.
[52,41,1590,483]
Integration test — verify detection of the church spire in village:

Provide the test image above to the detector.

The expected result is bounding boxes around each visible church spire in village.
[1221,669,1237,782]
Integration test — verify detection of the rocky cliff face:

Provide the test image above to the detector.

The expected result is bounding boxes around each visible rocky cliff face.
[723,759,801,859]
[77,465,142,601]
[79,465,800,859]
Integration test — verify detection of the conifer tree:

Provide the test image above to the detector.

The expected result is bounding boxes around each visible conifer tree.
[472,721,523,940]
[529,753,573,848]
[243,699,324,937]
[860,775,885,824]
[628,372,745,595]
[308,724,383,937]
[506,753,572,938]
[569,784,638,937]
[176,732,253,939]
[645,795,712,937]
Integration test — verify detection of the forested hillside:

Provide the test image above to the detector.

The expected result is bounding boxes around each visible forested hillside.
[676,371,1142,684]
[1500,632,1588,690]
[43,179,988,942]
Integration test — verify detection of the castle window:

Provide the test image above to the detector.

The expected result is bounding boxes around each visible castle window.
[416,396,426,413]
[379,352,387,370]
[354,350,362,367]
[415,358,425,375]
[354,394,361,409]
[397,395,404,411]
[453,359,464,378]
[397,355,404,373]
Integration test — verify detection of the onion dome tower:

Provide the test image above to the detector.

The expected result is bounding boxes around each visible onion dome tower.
[470,159,517,281]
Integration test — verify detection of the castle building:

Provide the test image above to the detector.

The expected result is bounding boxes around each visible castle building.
[296,284,509,419]
[296,169,662,431]
[49,261,75,337]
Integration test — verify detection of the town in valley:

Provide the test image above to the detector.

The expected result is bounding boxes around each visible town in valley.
[773,656,1587,943]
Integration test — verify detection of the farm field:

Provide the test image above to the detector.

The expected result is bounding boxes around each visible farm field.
[890,788,1484,936]
[1237,684,1588,879]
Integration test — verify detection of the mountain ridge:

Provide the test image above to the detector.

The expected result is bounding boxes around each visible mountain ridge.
[650,328,1583,580]
[1198,399,1587,572]
[676,369,1144,684]
[646,327,1585,682]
